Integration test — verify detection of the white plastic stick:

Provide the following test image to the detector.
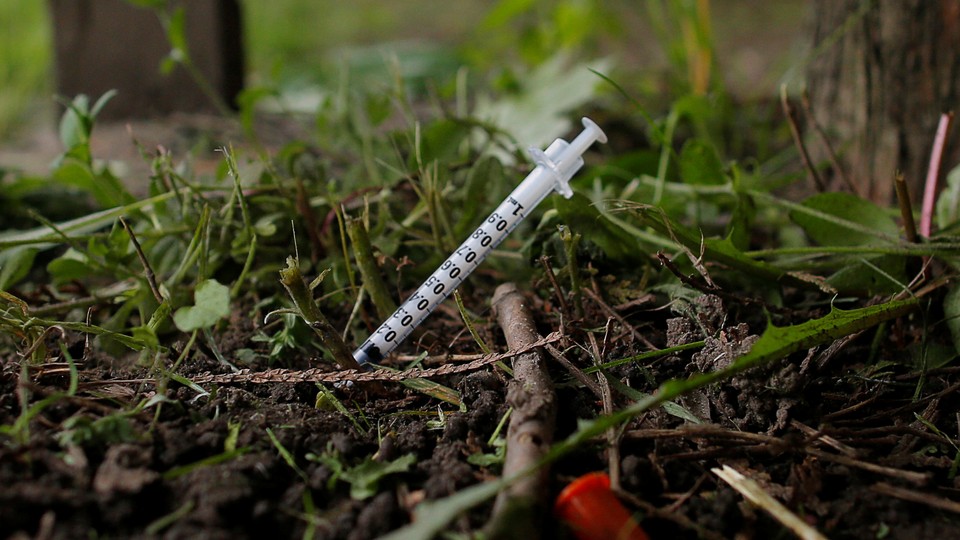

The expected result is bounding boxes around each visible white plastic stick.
[353,118,607,365]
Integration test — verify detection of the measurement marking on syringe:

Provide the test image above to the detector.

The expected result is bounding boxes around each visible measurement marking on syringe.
[351,118,607,365]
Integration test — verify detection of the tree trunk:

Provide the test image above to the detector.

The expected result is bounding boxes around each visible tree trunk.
[49,0,244,119]
[806,0,960,203]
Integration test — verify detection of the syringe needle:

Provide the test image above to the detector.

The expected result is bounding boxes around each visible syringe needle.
[352,118,607,366]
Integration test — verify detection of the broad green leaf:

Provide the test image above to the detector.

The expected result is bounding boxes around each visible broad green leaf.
[173,279,231,332]
[418,118,471,166]
[455,155,506,237]
[602,371,702,424]
[620,202,799,286]
[341,454,416,500]
[47,248,95,285]
[0,190,179,251]
[89,89,118,119]
[473,55,610,159]
[555,298,920,461]
[553,193,644,263]
[937,164,960,230]
[679,139,724,185]
[165,8,188,53]
[122,0,166,9]
[729,299,917,375]
[727,192,756,251]
[791,192,899,247]
[58,94,91,150]
[0,246,38,289]
[51,161,132,209]
[826,254,907,295]
[945,285,960,356]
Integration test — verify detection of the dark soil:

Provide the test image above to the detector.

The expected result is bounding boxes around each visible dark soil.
[3,287,960,540]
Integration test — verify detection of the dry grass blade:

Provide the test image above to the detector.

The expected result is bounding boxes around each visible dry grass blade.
[712,465,828,540]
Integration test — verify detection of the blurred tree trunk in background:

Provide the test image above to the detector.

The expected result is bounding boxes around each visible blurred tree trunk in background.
[806,0,960,204]
[49,0,243,120]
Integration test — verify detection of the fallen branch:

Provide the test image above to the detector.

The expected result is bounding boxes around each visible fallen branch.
[485,283,557,540]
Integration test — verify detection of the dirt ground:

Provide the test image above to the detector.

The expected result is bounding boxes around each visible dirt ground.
[2,280,960,539]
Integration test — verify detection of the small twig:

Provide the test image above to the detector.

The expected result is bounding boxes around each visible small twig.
[801,90,857,194]
[789,420,858,457]
[781,85,826,192]
[805,448,931,485]
[582,287,654,349]
[486,283,557,540]
[920,111,954,237]
[588,331,621,489]
[538,255,570,318]
[119,217,164,304]
[626,425,782,445]
[871,482,960,514]
[894,171,919,243]
[544,344,604,398]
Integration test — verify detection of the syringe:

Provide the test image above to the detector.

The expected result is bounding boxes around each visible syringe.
[353,117,607,365]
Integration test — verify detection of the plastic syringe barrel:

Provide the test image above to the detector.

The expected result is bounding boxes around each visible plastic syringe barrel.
[352,118,606,365]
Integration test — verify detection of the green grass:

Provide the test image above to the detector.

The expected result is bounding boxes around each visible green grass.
[242,0,488,83]
[0,0,51,140]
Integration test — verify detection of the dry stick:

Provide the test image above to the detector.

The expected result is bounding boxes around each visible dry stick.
[805,448,931,485]
[485,283,557,540]
[581,287,655,349]
[119,216,163,304]
[894,171,919,243]
[871,482,960,514]
[920,111,954,237]
[800,90,858,195]
[588,330,621,489]
[628,426,931,485]
[543,344,604,398]
[538,255,570,318]
[781,85,826,192]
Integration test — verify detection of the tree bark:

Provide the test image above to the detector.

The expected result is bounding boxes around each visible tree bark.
[49,0,244,119]
[806,0,960,203]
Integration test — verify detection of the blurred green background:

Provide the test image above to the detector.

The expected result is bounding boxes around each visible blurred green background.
[0,0,808,140]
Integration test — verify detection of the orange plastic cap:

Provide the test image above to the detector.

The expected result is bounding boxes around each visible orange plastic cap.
[554,472,650,540]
